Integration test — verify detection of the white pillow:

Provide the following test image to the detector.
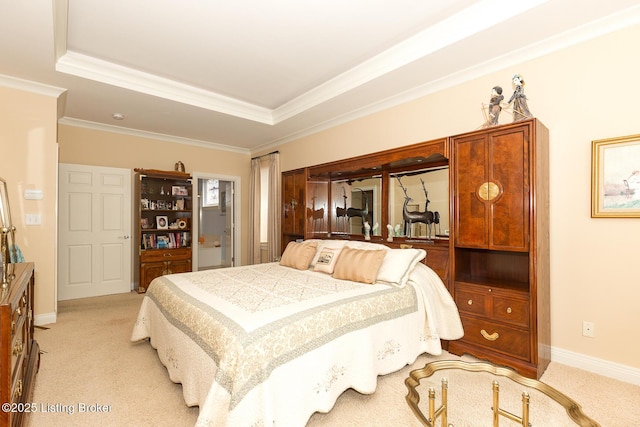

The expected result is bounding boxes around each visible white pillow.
[376,248,426,287]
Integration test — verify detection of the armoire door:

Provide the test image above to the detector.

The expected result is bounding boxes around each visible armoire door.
[453,123,530,251]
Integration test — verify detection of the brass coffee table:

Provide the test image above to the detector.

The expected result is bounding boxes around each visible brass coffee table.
[405,360,599,427]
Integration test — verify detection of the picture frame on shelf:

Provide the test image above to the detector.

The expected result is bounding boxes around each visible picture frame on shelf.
[175,199,185,210]
[140,217,150,229]
[156,215,169,229]
[172,186,188,196]
[591,134,640,218]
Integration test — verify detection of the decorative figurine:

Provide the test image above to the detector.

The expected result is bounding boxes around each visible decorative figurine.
[386,224,394,242]
[363,221,371,240]
[174,161,185,173]
[507,74,533,122]
[481,86,504,128]
[397,176,436,239]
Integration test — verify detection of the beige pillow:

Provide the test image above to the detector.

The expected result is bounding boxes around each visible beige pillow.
[280,241,318,270]
[313,247,343,274]
[332,247,386,284]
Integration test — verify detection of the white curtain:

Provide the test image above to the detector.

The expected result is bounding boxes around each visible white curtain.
[248,158,261,264]
[266,153,281,262]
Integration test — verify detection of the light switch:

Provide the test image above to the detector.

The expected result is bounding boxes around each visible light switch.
[24,189,43,200]
[25,214,41,225]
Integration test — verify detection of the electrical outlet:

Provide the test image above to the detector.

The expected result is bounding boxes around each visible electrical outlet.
[582,321,595,338]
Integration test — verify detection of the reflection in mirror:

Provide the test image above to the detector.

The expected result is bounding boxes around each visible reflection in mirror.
[389,168,449,239]
[331,177,382,236]
[307,178,329,236]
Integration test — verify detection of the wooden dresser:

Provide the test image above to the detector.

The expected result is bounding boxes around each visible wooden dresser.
[0,263,39,427]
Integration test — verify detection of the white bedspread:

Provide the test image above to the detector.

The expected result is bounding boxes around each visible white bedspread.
[131,262,462,426]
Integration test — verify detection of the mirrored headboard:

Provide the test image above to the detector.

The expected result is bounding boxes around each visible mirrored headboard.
[305,137,449,241]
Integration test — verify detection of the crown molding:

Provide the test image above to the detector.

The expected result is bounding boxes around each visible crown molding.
[58,117,250,154]
[0,74,66,98]
[54,0,546,126]
[258,3,640,151]
[55,51,274,125]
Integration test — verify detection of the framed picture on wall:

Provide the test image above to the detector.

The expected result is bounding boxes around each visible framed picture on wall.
[156,215,169,229]
[591,134,640,217]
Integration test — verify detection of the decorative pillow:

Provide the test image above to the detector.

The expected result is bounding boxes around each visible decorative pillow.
[313,247,343,274]
[309,239,348,267]
[279,241,318,270]
[344,241,390,251]
[376,248,426,287]
[332,247,386,284]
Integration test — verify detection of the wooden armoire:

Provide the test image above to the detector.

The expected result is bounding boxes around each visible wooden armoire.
[448,119,550,379]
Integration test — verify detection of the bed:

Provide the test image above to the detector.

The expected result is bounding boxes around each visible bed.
[131,239,463,426]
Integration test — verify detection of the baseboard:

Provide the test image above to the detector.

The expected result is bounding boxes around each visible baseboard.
[551,346,640,386]
[34,312,56,326]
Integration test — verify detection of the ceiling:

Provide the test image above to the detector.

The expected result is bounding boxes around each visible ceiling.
[1,0,640,153]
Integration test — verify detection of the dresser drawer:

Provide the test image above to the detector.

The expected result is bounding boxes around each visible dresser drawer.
[10,289,28,381]
[492,297,529,327]
[455,282,529,328]
[459,315,530,361]
[11,317,27,382]
[141,247,191,263]
[455,288,489,317]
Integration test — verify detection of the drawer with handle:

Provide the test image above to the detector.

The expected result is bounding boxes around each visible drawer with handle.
[459,315,530,361]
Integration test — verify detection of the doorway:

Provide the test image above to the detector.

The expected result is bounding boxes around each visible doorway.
[192,174,240,270]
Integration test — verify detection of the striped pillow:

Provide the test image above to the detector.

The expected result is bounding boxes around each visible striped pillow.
[332,247,386,284]
[279,241,318,270]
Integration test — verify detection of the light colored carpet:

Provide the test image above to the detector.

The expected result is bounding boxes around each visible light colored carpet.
[26,291,640,426]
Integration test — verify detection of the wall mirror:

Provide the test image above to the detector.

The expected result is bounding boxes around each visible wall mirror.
[303,138,449,242]
[0,177,16,286]
[389,167,449,240]
[331,176,382,236]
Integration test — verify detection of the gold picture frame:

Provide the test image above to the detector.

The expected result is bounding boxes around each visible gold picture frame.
[591,134,640,217]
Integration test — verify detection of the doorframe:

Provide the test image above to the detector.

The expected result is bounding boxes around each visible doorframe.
[191,172,241,270]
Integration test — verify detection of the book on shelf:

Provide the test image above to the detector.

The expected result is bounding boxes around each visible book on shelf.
[141,232,191,250]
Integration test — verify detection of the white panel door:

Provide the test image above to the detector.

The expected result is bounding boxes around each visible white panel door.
[58,164,132,300]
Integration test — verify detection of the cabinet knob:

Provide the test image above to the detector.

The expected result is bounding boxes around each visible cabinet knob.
[506,307,512,314]
[467,299,473,306]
